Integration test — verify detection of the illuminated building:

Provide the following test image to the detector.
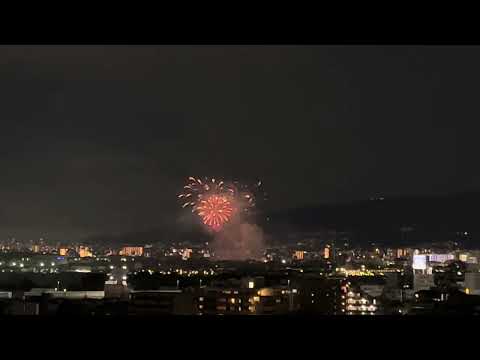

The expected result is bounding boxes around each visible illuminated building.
[25,288,104,299]
[78,246,93,258]
[242,277,265,289]
[412,253,456,292]
[32,245,40,253]
[345,290,378,315]
[59,248,69,256]
[459,253,478,264]
[198,286,297,315]
[294,251,304,261]
[104,266,129,299]
[119,246,144,257]
[182,248,192,260]
[324,246,330,259]
[465,273,480,295]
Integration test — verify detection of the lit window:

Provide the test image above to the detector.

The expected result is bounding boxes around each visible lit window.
[248,281,254,289]
[199,297,204,302]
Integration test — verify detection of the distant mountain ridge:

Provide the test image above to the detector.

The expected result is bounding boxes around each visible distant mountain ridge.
[266,191,480,247]
[82,192,480,248]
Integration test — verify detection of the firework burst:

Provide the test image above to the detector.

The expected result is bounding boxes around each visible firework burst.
[179,177,260,231]
[197,194,234,231]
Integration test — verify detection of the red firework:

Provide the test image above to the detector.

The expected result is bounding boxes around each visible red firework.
[196,194,234,231]
[179,177,263,231]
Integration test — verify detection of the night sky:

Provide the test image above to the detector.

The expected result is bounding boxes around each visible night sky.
[1,45,479,241]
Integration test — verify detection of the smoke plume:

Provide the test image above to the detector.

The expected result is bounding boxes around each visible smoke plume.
[211,222,265,261]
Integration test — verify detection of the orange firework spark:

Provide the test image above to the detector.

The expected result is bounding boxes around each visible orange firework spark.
[179,176,262,231]
[196,194,234,231]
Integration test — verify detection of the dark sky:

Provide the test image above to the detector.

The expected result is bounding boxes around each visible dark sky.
[0,45,479,241]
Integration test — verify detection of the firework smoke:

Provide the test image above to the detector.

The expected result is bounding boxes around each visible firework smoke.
[211,222,265,261]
